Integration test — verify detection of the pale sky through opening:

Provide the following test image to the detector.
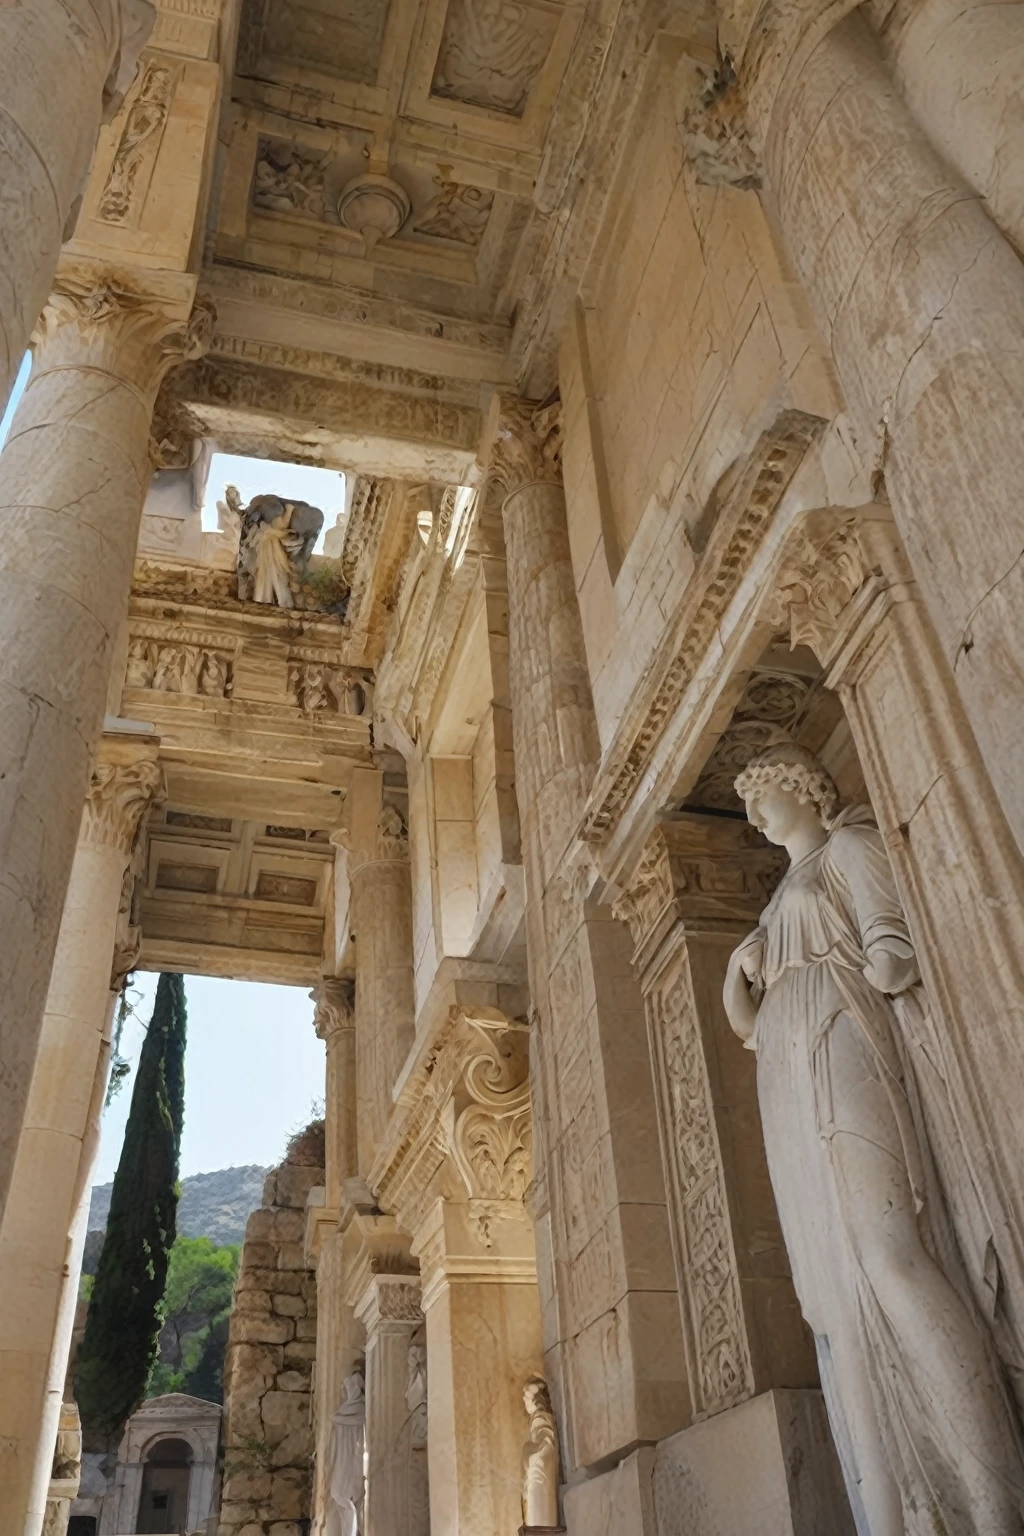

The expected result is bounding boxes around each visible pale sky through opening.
[202,451,347,554]
[0,352,30,445]
[93,974,326,1186]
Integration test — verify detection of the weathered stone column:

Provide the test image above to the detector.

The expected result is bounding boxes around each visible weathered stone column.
[772,509,1024,1398]
[356,1275,428,1536]
[0,733,162,1533]
[343,778,415,1175]
[0,266,210,1219]
[746,12,1024,852]
[615,816,816,1418]
[0,0,152,410]
[866,0,1024,252]
[313,978,357,1211]
[491,400,690,1473]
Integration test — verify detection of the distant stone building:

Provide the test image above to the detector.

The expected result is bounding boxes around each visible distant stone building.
[71,1393,220,1535]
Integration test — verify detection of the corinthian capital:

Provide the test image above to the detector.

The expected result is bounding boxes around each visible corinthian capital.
[489,395,563,496]
[311,976,355,1039]
[33,268,215,396]
[81,754,164,855]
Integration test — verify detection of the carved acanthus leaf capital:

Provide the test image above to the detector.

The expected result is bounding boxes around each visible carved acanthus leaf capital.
[311,976,355,1039]
[767,521,868,661]
[81,755,164,855]
[33,275,215,397]
[448,1021,532,1217]
[677,54,763,191]
[489,396,563,497]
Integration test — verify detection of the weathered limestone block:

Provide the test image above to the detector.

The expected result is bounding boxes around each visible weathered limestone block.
[220,1141,323,1536]
[0,270,211,1226]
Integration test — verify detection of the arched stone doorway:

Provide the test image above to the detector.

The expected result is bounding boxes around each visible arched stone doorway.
[136,1436,193,1534]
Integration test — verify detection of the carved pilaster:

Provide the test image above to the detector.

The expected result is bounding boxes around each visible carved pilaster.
[767,518,873,665]
[616,815,812,1419]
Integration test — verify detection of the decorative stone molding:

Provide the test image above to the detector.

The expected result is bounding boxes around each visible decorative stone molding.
[312,977,355,1041]
[81,756,165,856]
[677,54,763,190]
[489,397,563,494]
[581,410,826,842]
[615,817,786,1419]
[99,57,178,224]
[372,1008,531,1245]
[767,519,871,663]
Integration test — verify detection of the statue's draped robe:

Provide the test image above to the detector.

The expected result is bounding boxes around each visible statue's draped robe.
[750,811,1023,1534]
[325,1393,364,1536]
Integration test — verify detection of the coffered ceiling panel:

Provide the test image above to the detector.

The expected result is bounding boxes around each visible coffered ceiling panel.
[431,0,562,116]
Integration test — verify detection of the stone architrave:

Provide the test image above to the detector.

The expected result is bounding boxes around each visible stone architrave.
[0,735,163,1536]
[772,507,1024,1404]
[490,400,689,1470]
[614,816,815,1422]
[313,977,357,1210]
[0,0,153,412]
[372,1008,544,1536]
[356,1276,428,1536]
[0,269,211,1224]
[747,10,1024,854]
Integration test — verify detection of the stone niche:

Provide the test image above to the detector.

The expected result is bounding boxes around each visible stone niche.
[218,1128,324,1536]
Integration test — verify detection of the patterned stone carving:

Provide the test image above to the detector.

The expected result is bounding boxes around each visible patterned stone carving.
[413,179,494,245]
[449,1034,532,1209]
[489,396,563,494]
[253,138,329,219]
[81,757,164,856]
[313,977,355,1040]
[99,60,176,223]
[677,55,762,191]
[686,669,812,812]
[374,804,409,864]
[373,1278,423,1323]
[126,637,234,697]
[288,663,367,715]
[432,0,558,116]
[582,410,826,841]
[767,521,868,661]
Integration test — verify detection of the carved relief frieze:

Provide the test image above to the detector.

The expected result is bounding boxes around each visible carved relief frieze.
[253,138,330,220]
[432,0,558,116]
[288,662,367,716]
[208,335,482,407]
[412,180,495,246]
[581,411,826,842]
[126,635,234,697]
[99,59,177,224]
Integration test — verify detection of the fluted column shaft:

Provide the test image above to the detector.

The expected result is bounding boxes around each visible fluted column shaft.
[751,12,1024,853]
[313,978,357,1211]
[0,272,209,1219]
[0,736,162,1534]
[0,0,151,410]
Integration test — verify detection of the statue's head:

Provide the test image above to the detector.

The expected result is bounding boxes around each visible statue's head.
[734,742,838,846]
[523,1376,551,1418]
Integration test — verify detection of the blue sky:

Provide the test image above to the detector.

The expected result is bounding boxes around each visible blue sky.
[94,973,326,1183]
[0,352,30,445]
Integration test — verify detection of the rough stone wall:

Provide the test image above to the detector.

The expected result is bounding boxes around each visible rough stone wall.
[218,1153,322,1536]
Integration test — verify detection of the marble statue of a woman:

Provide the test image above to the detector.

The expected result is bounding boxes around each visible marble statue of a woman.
[521,1377,561,1531]
[723,742,1024,1535]
[324,1364,365,1536]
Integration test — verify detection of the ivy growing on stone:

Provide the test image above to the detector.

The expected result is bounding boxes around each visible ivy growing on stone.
[76,973,188,1443]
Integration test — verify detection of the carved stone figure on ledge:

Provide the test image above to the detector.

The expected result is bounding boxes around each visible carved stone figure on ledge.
[520,1377,564,1535]
[236,490,324,607]
[325,1362,365,1536]
[723,742,1024,1535]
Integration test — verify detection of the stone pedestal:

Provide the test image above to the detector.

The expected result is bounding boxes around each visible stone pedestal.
[615,816,816,1421]
[0,267,209,1221]
[356,1275,428,1536]
[0,733,161,1535]
[0,0,152,411]
[754,12,1024,853]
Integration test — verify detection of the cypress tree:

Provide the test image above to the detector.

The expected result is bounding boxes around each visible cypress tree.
[77,973,188,1441]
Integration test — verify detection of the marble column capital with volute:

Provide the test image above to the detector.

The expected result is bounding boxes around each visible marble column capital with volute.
[487,395,564,499]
